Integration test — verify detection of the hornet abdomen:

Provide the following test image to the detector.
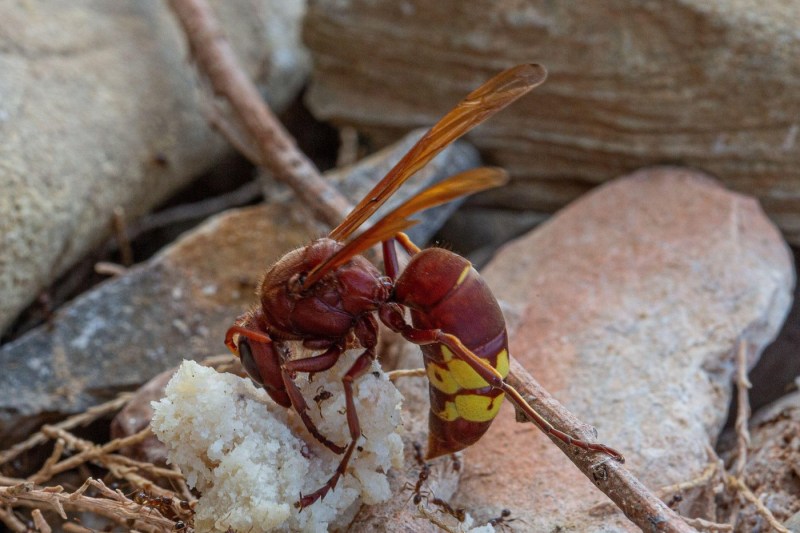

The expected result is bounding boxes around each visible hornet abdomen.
[393,248,510,458]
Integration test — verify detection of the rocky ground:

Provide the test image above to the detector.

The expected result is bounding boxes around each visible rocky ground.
[1,1,798,532]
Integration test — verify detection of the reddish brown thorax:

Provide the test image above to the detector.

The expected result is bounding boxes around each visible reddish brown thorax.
[257,238,391,341]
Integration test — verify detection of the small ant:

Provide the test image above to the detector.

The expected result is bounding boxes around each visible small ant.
[312,387,333,415]
[404,442,466,523]
[133,490,174,516]
[450,453,462,472]
[403,442,431,505]
[666,493,683,508]
[430,496,465,522]
[487,509,517,530]
[405,463,431,505]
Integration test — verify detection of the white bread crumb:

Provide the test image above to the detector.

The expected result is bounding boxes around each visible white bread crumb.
[151,352,403,533]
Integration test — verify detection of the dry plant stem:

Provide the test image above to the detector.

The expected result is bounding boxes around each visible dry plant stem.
[62,523,95,533]
[128,179,263,240]
[507,358,695,533]
[387,367,427,381]
[0,505,27,532]
[726,476,790,533]
[590,460,720,516]
[168,0,353,228]
[733,339,751,478]
[31,508,52,533]
[0,480,175,532]
[0,393,132,466]
[94,261,129,277]
[682,516,733,532]
[112,206,134,267]
[31,426,179,493]
[657,461,719,497]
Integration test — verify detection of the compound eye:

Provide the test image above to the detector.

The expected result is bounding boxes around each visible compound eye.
[237,338,264,386]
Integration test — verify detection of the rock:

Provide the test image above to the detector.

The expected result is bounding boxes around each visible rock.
[0,0,309,333]
[749,271,800,412]
[304,1,800,243]
[732,385,800,531]
[448,168,793,530]
[0,203,307,447]
[109,368,177,466]
[0,133,480,447]
[787,511,800,533]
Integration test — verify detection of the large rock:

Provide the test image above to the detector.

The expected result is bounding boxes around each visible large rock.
[0,0,308,333]
[449,168,793,530]
[304,1,800,243]
[0,134,479,446]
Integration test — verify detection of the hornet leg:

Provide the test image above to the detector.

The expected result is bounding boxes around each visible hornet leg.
[379,303,625,463]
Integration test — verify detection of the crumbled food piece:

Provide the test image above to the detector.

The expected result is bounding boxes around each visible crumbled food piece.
[151,352,403,533]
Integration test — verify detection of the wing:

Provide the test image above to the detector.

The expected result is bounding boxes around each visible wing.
[302,167,508,289]
[327,63,546,242]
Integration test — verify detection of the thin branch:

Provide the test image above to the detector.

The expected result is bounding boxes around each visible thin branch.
[658,461,719,498]
[167,0,353,227]
[590,460,720,517]
[726,475,789,533]
[0,393,132,466]
[31,508,52,533]
[111,207,134,267]
[126,179,263,240]
[30,426,178,489]
[0,506,26,532]
[387,367,427,381]
[0,479,176,532]
[733,339,752,477]
[682,516,733,531]
[30,438,66,483]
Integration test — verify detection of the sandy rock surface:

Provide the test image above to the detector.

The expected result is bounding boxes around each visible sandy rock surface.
[0,0,308,333]
[304,0,800,243]
[449,168,793,530]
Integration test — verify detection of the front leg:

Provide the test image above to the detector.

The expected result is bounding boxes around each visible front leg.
[225,310,291,408]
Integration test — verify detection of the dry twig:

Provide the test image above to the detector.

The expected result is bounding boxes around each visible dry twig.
[682,516,733,531]
[112,206,134,267]
[589,459,720,517]
[0,393,132,467]
[725,475,789,533]
[0,505,27,532]
[31,508,52,533]
[30,426,179,494]
[386,367,427,381]
[167,0,353,228]
[0,479,176,532]
[733,339,752,478]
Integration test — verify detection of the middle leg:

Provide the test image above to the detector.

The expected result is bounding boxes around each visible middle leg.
[295,343,376,509]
